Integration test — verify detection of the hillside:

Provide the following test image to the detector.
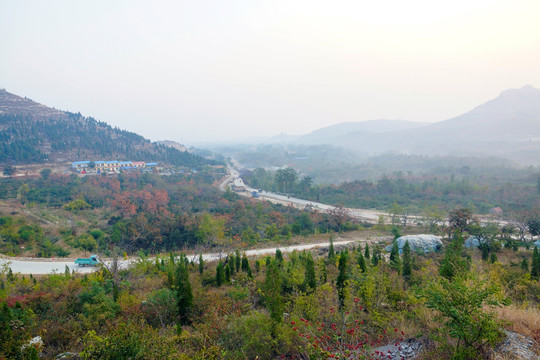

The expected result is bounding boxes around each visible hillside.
[0,89,219,167]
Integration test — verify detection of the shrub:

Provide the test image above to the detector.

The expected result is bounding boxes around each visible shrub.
[220,311,275,360]
[417,270,510,359]
[80,322,178,359]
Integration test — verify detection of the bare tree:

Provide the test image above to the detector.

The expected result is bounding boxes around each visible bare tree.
[328,204,351,231]
[508,210,533,243]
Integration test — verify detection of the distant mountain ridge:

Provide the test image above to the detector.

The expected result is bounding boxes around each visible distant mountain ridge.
[0,89,219,167]
[299,119,426,144]
[288,85,540,165]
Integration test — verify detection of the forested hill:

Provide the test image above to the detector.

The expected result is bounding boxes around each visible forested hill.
[0,89,220,167]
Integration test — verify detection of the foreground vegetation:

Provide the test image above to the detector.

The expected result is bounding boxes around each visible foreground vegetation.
[2,219,540,359]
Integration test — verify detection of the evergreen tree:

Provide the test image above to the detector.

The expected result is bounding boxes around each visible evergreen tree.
[490,253,497,264]
[320,260,327,283]
[357,251,366,273]
[336,252,349,308]
[521,258,529,272]
[328,237,335,259]
[235,250,241,272]
[304,252,317,291]
[389,242,399,263]
[364,243,370,259]
[391,226,402,240]
[371,246,381,266]
[225,263,231,282]
[275,249,284,266]
[216,262,225,286]
[241,254,249,272]
[535,246,540,276]
[290,250,298,265]
[531,247,539,279]
[389,241,401,273]
[481,244,489,261]
[0,302,14,357]
[229,255,235,275]
[255,260,261,273]
[264,260,284,323]
[198,254,204,274]
[402,240,412,281]
[175,258,193,327]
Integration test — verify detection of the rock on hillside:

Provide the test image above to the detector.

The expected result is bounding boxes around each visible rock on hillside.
[465,236,481,248]
[386,235,443,254]
[155,140,189,152]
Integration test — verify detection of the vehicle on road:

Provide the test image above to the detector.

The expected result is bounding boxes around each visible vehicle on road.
[75,255,99,267]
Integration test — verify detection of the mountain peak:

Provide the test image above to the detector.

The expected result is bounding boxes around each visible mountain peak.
[498,84,540,99]
[464,84,540,118]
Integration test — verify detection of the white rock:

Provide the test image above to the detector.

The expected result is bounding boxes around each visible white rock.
[385,234,443,254]
[21,336,44,351]
[465,236,481,248]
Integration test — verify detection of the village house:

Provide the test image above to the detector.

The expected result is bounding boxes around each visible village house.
[71,160,158,174]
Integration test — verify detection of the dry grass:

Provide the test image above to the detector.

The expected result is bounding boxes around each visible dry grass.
[494,304,540,342]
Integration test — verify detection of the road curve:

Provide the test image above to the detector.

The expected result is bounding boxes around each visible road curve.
[220,162,384,222]
[0,239,356,275]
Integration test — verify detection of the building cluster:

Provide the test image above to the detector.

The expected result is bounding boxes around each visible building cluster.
[72,160,158,174]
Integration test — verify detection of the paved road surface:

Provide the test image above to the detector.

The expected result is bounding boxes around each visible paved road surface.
[0,239,355,275]
[222,162,384,222]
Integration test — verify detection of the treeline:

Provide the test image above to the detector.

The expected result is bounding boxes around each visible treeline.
[214,143,524,184]
[0,113,221,168]
[243,166,540,214]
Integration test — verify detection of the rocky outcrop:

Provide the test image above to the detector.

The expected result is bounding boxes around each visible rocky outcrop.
[490,330,540,359]
[465,236,481,248]
[385,235,443,254]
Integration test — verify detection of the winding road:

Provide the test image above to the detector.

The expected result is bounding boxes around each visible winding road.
[224,162,385,222]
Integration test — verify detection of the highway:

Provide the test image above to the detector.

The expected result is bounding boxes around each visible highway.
[224,162,384,222]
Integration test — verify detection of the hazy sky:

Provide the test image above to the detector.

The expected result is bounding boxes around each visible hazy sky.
[1,1,539,143]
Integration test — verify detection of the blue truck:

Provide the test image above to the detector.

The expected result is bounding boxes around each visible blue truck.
[75,255,99,267]
[251,191,259,198]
